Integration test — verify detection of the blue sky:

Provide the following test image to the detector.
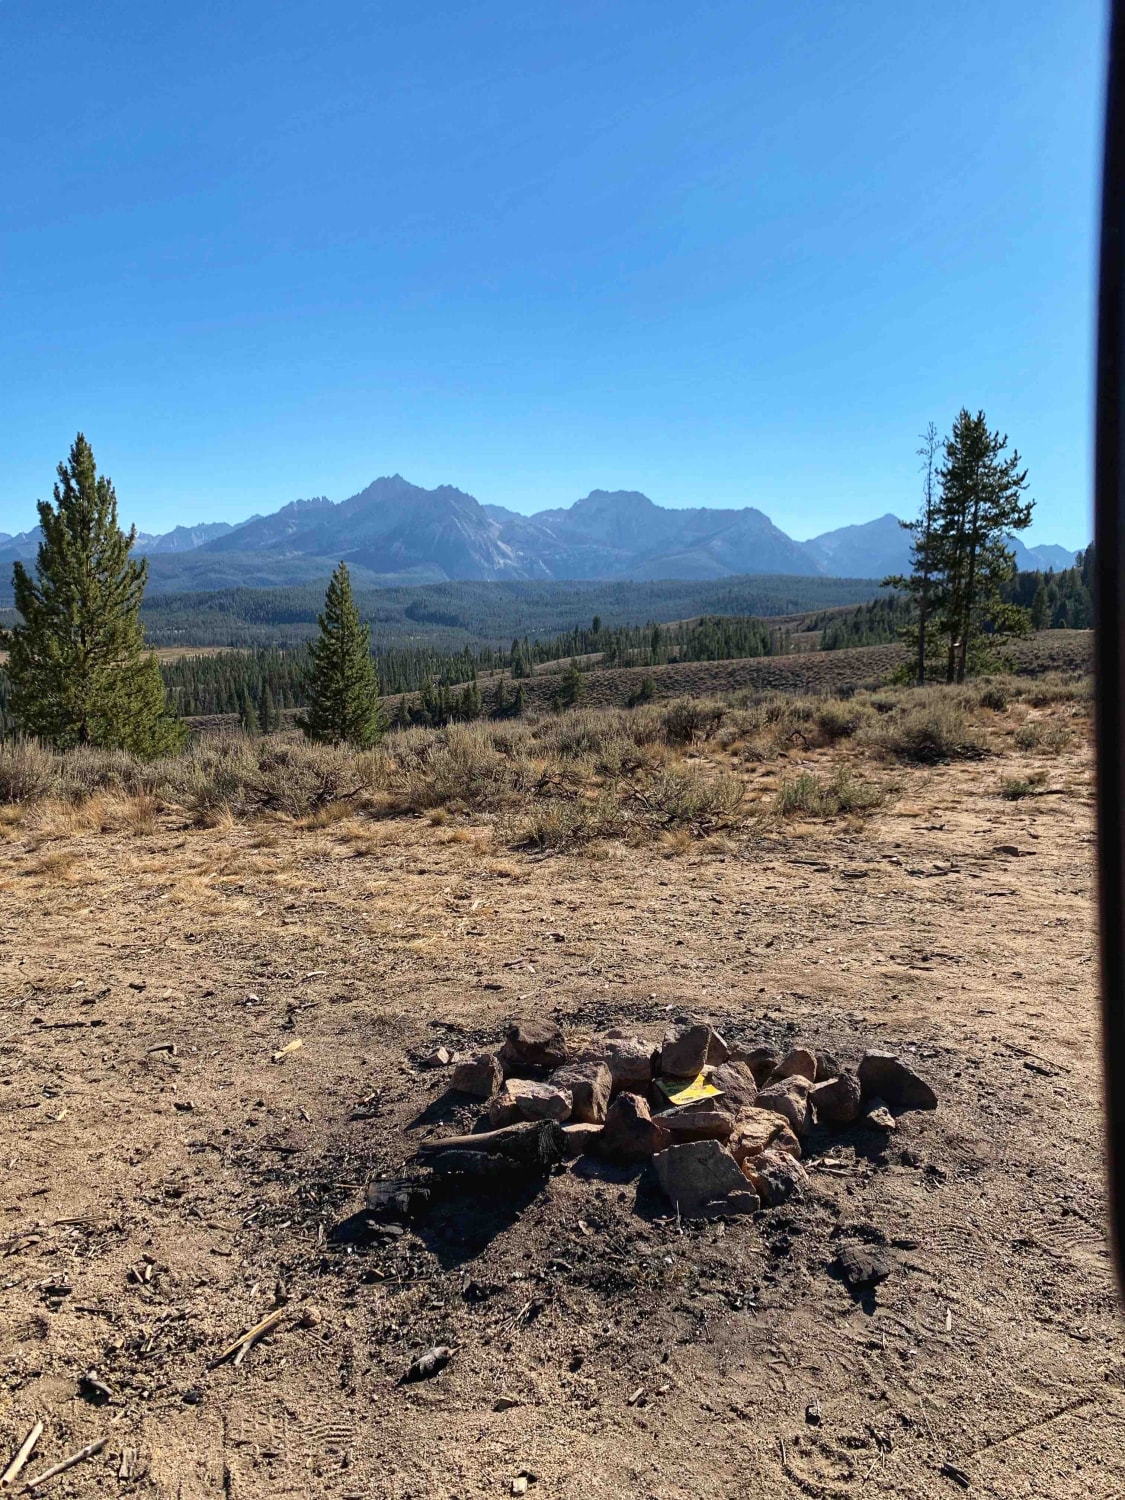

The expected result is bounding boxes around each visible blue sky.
[0,0,1103,548]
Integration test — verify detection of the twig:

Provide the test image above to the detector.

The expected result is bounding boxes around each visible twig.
[919,1395,936,1443]
[24,1437,107,1490]
[969,1395,1095,1455]
[0,1423,42,1489]
[209,1307,286,1369]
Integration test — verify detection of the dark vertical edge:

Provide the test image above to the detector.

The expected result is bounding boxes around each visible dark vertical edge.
[1095,0,1125,1298]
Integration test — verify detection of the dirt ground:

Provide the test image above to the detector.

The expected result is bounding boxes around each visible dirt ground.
[0,712,1121,1498]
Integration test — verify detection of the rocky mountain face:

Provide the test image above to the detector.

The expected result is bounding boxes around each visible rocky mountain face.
[0,476,1080,588]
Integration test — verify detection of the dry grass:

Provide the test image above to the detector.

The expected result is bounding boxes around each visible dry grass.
[775,767,885,819]
[863,691,987,764]
[0,674,1092,850]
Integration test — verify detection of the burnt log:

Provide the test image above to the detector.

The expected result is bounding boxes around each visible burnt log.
[415,1119,565,1174]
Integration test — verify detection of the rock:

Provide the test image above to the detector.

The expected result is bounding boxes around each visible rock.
[451,1051,502,1099]
[597,1092,671,1162]
[772,1047,817,1084]
[500,1019,569,1072]
[708,1060,759,1114]
[857,1051,937,1110]
[814,1051,841,1082]
[660,1023,717,1078]
[810,1070,862,1126]
[401,1345,454,1382]
[741,1148,808,1206]
[488,1078,573,1127]
[592,1038,656,1093]
[727,1107,788,1164]
[560,1122,603,1158]
[836,1243,891,1290]
[420,1046,452,1069]
[863,1100,896,1132]
[655,1104,734,1143]
[551,1060,611,1124]
[716,1189,761,1215]
[755,1075,812,1136]
[652,1139,748,1215]
[706,1028,730,1064]
[729,1045,780,1084]
[771,1121,803,1158]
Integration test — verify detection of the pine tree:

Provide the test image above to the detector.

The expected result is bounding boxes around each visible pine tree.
[259,681,276,734]
[1031,583,1050,630]
[890,411,1034,683]
[457,679,483,720]
[2,434,185,755]
[554,658,586,711]
[936,410,1033,682]
[298,563,382,747]
[239,687,260,737]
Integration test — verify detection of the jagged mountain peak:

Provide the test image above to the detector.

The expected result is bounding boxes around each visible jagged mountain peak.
[0,473,1081,588]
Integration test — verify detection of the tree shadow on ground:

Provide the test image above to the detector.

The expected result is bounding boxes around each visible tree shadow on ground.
[402,1089,480,1132]
[329,1168,555,1271]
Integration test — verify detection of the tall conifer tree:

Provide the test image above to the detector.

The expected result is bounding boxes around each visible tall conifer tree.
[892,410,1034,683]
[299,563,382,747]
[936,410,1033,682]
[258,681,276,734]
[3,434,185,755]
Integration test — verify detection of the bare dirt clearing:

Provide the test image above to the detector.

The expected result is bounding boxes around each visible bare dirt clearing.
[0,702,1120,1497]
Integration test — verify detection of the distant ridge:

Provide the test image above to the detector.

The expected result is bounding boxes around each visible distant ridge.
[0,475,1082,592]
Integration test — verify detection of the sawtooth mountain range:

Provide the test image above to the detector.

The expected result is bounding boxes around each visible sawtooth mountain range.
[0,475,1078,593]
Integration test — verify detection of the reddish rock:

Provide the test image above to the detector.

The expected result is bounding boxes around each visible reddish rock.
[810,1071,862,1126]
[741,1147,808,1206]
[597,1092,671,1162]
[593,1038,656,1093]
[727,1108,787,1165]
[660,1023,728,1078]
[863,1099,896,1132]
[755,1075,812,1136]
[772,1047,817,1084]
[451,1051,502,1099]
[488,1078,573,1127]
[655,1104,734,1143]
[814,1051,842,1082]
[709,1060,759,1115]
[771,1121,803,1158]
[500,1019,569,1072]
[551,1060,612,1124]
